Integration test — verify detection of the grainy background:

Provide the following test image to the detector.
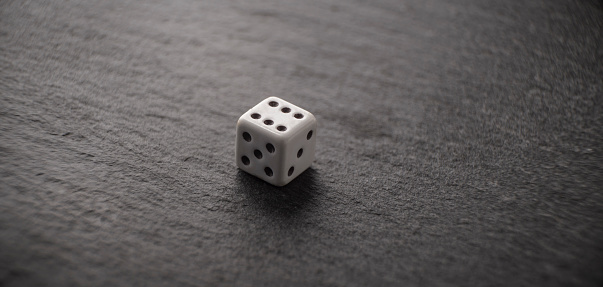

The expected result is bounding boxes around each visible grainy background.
[1,0,602,286]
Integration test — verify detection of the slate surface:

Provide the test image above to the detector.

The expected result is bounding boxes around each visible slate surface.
[1,0,602,286]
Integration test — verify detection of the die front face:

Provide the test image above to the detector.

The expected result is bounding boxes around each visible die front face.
[236,97,317,186]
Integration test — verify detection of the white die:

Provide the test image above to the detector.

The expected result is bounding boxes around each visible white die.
[235,97,317,186]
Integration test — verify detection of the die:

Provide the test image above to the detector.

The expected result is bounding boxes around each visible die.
[235,97,317,186]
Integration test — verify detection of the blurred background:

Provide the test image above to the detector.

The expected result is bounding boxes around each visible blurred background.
[1,0,602,286]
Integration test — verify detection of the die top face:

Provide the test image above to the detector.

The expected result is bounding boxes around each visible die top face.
[238,97,316,141]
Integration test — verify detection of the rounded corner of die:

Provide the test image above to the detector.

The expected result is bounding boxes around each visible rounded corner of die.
[304,109,316,120]
[236,113,247,123]
[272,178,289,187]
[236,115,251,128]
[265,96,283,102]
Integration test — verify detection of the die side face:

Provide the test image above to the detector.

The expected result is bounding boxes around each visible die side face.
[281,120,317,183]
[236,97,317,186]
[236,120,287,185]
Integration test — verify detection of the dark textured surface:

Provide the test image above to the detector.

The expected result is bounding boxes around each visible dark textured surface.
[1,0,602,286]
